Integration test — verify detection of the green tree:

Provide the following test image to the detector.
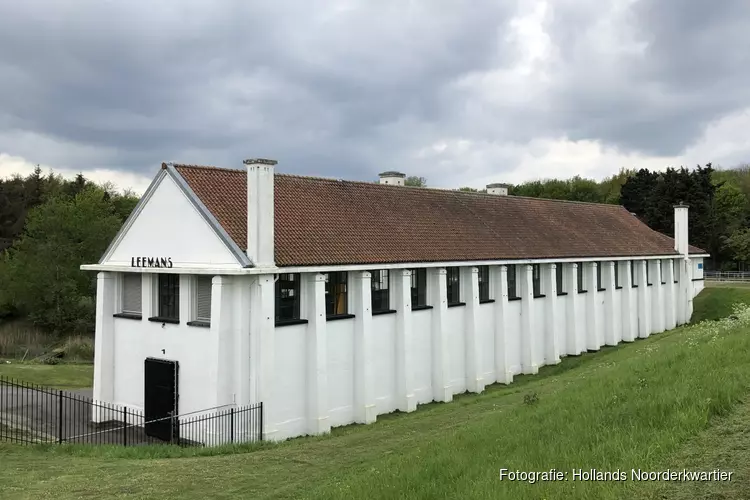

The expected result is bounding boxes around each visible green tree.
[726,228,750,266]
[0,186,124,333]
[404,176,427,187]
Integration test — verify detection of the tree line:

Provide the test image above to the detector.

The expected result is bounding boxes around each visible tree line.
[0,167,138,335]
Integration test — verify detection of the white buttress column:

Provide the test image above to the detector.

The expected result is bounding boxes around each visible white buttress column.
[685,258,695,322]
[566,263,584,355]
[352,271,376,424]
[462,267,484,393]
[637,260,651,338]
[493,266,513,384]
[430,268,452,402]
[603,262,618,346]
[621,261,637,342]
[305,273,330,434]
[542,264,561,365]
[393,269,417,412]
[649,260,664,334]
[249,273,276,439]
[664,259,677,330]
[211,276,235,410]
[233,276,252,407]
[586,262,601,350]
[519,264,537,374]
[92,272,115,422]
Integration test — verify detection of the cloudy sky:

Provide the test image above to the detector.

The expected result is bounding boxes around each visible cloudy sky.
[1,0,749,194]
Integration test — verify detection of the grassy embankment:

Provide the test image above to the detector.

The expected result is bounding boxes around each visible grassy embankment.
[1,285,750,499]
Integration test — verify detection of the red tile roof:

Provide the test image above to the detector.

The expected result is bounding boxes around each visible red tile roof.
[170,164,706,267]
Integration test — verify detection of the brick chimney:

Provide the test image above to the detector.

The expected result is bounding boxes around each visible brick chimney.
[674,202,689,256]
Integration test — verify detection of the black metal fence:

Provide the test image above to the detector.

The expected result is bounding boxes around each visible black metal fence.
[0,375,263,447]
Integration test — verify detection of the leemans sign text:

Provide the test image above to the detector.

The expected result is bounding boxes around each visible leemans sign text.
[131,257,173,268]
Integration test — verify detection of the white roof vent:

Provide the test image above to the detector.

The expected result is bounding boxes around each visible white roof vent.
[379,171,406,186]
[486,183,510,195]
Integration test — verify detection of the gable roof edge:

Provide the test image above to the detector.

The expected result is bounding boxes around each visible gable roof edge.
[98,169,167,264]
[165,164,252,267]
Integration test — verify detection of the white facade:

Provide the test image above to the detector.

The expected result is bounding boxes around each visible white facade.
[83,163,709,443]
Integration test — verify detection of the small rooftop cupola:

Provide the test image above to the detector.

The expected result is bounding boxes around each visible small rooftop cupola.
[379,171,406,186]
[244,158,277,268]
[486,183,510,196]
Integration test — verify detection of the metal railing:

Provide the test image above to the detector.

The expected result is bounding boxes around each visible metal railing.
[705,271,750,282]
[0,376,263,447]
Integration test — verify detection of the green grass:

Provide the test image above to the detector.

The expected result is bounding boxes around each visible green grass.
[692,282,750,322]
[0,362,92,389]
[2,304,750,499]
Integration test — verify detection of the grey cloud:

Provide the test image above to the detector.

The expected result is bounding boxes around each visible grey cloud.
[0,0,749,184]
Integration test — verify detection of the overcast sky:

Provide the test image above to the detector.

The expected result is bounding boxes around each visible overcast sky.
[1,0,749,194]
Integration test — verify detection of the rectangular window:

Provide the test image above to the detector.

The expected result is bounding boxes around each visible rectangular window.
[615,261,621,288]
[532,264,542,297]
[478,266,490,302]
[157,274,179,321]
[325,272,348,317]
[194,275,212,323]
[673,259,679,283]
[659,260,665,284]
[371,270,391,313]
[631,260,638,287]
[276,273,301,323]
[596,262,604,290]
[121,273,142,316]
[556,263,564,294]
[507,265,518,299]
[410,269,428,308]
[646,261,652,285]
[577,262,586,292]
[446,267,461,305]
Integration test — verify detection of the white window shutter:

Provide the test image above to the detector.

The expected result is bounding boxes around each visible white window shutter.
[196,276,212,321]
[122,274,142,314]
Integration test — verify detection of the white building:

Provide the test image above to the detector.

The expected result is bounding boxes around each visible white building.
[81,159,708,442]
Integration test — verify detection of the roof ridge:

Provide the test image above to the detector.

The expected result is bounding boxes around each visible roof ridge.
[170,163,626,210]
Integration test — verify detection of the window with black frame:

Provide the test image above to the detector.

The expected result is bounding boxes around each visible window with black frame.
[155,274,179,322]
[478,266,490,302]
[507,265,519,299]
[577,262,586,292]
[275,273,301,324]
[325,271,348,317]
[556,263,565,294]
[596,262,604,290]
[673,259,679,283]
[646,261,652,285]
[371,270,391,313]
[615,261,621,288]
[659,260,665,284]
[631,260,638,287]
[532,264,542,297]
[446,267,461,305]
[410,268,428,308]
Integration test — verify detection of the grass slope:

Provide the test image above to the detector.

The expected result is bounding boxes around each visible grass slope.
[0,362,93,389]
[2,302,750,499]
[692,282,750,322]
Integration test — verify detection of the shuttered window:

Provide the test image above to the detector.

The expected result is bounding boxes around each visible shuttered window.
[195,276,212,322]
[122,273,142,315]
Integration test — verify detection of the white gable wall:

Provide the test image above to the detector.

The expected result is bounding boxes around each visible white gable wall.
[104,172,241,269]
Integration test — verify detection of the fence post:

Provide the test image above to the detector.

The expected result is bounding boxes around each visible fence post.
[230,408,235,444]
[259,402,263,442]
[57,390,63,444]
[123,407,128,447]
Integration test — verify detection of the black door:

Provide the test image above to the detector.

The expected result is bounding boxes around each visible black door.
[144,358,179,442]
